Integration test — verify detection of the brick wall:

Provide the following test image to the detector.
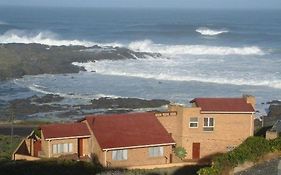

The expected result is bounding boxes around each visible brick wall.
[104,145,172,167]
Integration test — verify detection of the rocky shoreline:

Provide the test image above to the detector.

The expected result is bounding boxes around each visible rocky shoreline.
[0,43,160,80]
[0,94,170,121]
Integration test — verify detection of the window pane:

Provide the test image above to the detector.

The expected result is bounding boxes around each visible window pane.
[112,151,117,160]
[69,143,73,152]
[204,118,208,126]
[58,144,63,153]
[123,150,128,160]
[52,144,57,154]
[209,118,214,126]
[149,147,154,157]
[159,147,164,156]
[63,143,68,153]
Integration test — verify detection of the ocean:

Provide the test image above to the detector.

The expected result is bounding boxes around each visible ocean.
[0,6,281,118]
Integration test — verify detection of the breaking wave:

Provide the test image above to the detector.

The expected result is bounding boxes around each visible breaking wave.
[72,60,281,89]
[128,40,265,56]
[0,30,265,56]
[0,29,123,47]
[196,27,229,36]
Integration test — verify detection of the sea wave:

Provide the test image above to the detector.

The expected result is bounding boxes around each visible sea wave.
[0,29,123,47]
[128,40,265,56]
[196,27,229,36]
[72,60,281,89]
[0,30,264,56]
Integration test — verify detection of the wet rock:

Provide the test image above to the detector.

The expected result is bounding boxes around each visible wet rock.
[31,94,64,103]
[0,43,162,80]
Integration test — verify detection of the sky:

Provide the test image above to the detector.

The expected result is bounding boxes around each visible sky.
[0,0,281,9]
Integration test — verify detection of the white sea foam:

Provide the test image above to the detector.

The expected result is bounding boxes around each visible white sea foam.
[128,40,265,56]
[72,58,281,89]
[0,29,123,47]
[196,27,229,36]
[0,29,265,56]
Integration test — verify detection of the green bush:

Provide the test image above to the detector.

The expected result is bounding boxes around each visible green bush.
[173,146,187,160]
[197,136,275,175]
[270,137,281,151]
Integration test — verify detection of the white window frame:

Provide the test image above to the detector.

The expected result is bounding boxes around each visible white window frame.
[203,117,215,131]
[189,117,198,128]
[112,149,128,161]
[149,146,164,157]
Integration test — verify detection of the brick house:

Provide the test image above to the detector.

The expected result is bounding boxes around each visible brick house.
[13,95,255,167]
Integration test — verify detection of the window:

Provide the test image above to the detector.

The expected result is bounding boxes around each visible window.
[52,144,58,154]
[203,117,214,131]
[112,149,128,160]
[149,146,164,157]
[189,117,198,128]
[52,143,73,154]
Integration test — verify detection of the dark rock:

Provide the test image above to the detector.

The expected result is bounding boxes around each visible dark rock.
[0,43,162,80]
[3,95,170,120]
[32,94,64,103]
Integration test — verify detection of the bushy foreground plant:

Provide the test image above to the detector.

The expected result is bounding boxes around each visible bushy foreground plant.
[173,146,187,160]
[197,136,281,175]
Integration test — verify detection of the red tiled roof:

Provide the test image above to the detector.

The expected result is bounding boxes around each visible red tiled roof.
[41,123,91,139]
[191,98,255,112]
[86,112,175,150]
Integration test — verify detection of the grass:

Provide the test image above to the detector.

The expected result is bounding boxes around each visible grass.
[0,135,22,160]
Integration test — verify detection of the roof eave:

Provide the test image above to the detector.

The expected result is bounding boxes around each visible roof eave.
[102,142,176,151]
[45,135,91,141]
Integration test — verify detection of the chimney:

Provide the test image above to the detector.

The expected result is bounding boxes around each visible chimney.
[243,95,256,110]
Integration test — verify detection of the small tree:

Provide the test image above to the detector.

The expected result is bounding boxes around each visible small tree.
[174,146,187,160]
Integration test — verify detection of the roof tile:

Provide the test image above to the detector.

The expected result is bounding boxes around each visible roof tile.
[86,112,175,149]
[191,98,254,112]
[41,123,91,139]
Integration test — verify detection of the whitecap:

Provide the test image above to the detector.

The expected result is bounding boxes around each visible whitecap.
[196,27,229,36]
[0,29,123,47]
[128,39,265,56]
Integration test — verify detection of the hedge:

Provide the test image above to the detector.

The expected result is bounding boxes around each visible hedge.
[197,136,281,175]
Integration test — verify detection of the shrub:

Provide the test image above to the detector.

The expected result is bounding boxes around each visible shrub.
[197,136,274,175]
[173,146,187,160]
